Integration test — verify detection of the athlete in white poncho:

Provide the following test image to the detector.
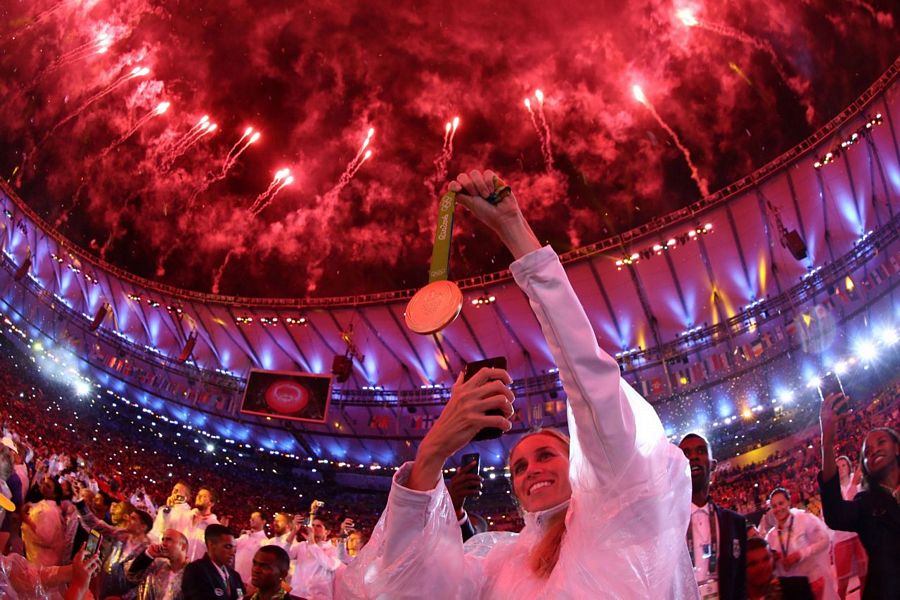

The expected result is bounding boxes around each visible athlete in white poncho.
[336,169,698,600]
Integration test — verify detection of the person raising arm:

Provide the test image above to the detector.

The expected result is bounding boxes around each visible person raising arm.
[336,170,696,599]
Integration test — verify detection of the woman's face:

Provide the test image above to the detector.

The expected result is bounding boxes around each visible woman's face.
[510,433,572,513]
[769,492,791,523]
[837,458,850,480]
[863,431,899,480]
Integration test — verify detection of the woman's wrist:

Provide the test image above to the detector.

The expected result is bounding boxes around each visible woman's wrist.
[496,213,541,260]
[408,439,449,492]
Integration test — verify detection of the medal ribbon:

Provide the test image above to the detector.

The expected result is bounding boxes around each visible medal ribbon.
[427,189,456,283]
[687,502,719,574]
[427,176,511,283]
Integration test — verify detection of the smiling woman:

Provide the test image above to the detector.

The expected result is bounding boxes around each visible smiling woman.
[818,393,900,600]
[336,170,696,599]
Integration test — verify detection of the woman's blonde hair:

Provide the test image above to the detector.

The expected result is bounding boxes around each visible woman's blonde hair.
[508,428,571,578]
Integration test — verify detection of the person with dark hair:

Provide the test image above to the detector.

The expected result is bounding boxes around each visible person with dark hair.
[746,536,814,600]
[100,508,154,598]
[833,455,868,598]
[338,170,695,598]
[181,523,244,600]
[447,458,483,543]
[236,511,270,584]
[186,486,219,561]
[150,481,193,545]
[287,516,342,598]
[249,546,307,600]
[91,489,114,523]
[679,433,747,600]
[763,487,837,599]
[73,486,154,597]
[819,393,900,600]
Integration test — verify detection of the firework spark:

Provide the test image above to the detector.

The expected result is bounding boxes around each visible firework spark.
[211,248,241,294]
[250,168,295,215]
[51,66,151,135]
[524,94,553,171]
[11,0,71,36]
[161,116,217,170]
[18,65,150,185]
[326,128,375,198]
[186,127,260,207]
[533,89,555,171]
[676,8,813,122]
[101,101,170,157]
[633,84,709,198]
[426,117,460,196]
[25,31,115,91]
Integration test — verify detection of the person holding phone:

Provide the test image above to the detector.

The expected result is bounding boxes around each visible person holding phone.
[447,456,483,542]
[125,527,189,599]
[337,170,695,599]
[150,482,193,545]
[818,392,900,600]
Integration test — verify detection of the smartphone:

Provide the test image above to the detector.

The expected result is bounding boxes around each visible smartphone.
[85,529,102,555]
[461,452,481,477]
[818,372,848,413]
[464,357,508,441]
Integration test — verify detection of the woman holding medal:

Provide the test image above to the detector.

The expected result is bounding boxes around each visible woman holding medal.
[336,170,697,599]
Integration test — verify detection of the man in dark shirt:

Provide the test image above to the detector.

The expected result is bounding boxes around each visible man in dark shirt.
[248,546,307,600]
[680,433,747,600]
[181,523,245,600]
[746,536,813,600]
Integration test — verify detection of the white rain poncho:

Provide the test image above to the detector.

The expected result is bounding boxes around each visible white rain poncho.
[336,246,698,599]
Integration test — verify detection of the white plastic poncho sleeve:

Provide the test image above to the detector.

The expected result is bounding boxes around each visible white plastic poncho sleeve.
[336,245,696,599]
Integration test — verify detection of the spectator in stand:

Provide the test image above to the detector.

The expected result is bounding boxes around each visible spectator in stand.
[833,455,868,599]
[102,508,154,598]
[91,490,114,523]
[186,487,219,562]
[181,523,244,600]
[679,433,747,600]
[2,438,26,554]
[249,546,306,600]
[819,393,900,600]
[0,445,13,535]
[344,531,365,560]
[764,487,837,600]
[447,457,483,543]
[21,474,66,567]
[235,511,269,584]
[287,516,343,599]
[746,536,814,600]
[265,512,294,550]
[126,528,189,600]
[150,482,193,545]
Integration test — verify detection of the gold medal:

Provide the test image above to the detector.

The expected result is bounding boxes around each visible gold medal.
[405,279,464,335]
[405,175,509,335]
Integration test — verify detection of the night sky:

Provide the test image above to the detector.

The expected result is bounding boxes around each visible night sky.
[0,0,896,297]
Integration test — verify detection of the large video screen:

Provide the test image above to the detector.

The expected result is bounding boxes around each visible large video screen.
[240,369,333,423]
